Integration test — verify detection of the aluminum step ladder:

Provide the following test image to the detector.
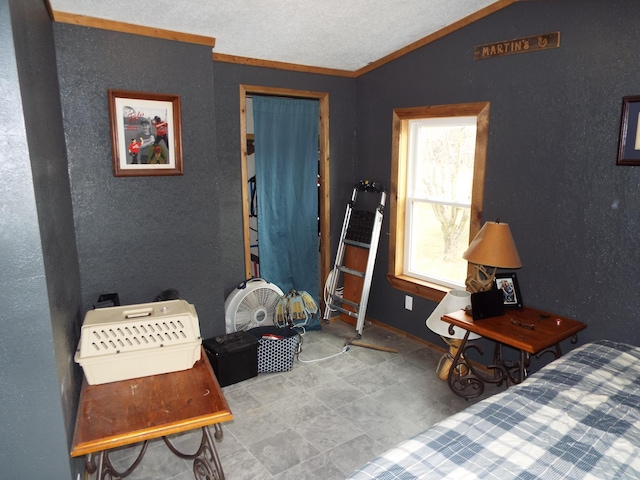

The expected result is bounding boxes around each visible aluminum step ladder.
[324,180,386,337]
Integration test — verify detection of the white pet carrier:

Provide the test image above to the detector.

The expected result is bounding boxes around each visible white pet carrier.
[75,299,201,385]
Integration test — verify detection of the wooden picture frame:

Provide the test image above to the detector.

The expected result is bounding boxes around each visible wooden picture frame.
[616,95,640,166]
[494,272,523,309]
[108,90,183,176]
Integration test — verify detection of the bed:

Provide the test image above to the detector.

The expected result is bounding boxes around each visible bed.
[348,340,640,479]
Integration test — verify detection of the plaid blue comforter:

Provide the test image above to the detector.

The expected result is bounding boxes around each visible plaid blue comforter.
[348,340,640,479]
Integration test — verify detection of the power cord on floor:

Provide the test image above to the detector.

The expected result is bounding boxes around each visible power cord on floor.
[297,345,350,363]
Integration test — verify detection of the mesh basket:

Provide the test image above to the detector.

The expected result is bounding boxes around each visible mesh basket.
[247,326,299,372]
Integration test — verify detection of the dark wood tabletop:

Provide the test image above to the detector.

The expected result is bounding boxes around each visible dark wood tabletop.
[71,347,232,457]
[441,306,586,354]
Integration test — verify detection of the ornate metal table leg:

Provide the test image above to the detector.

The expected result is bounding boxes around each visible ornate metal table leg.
[446,326,512,399]
[492,343,505,386]
[537,342,563,363]
[163,426,225,480]
[85,452,98,476]
[516,350,531,384]
[447,330,483,399]
[86,442,148,479]
[436,337,468,380]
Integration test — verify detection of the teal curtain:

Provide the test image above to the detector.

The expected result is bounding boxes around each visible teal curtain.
[253,96,320,329]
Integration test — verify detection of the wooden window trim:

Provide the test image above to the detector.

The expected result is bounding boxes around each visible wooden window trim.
[387,102,490,302]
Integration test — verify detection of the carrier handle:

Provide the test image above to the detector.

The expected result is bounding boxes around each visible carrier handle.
[236,277,265,290]
[124,308,153,319]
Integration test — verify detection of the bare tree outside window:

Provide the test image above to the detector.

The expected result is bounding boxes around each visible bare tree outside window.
[420,125,475,261]
[406,119,476,287]
[388,102,489,301]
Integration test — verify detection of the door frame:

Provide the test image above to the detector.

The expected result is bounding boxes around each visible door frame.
[239,84,330,306]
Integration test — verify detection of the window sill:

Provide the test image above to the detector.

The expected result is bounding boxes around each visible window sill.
[386,273,452,303]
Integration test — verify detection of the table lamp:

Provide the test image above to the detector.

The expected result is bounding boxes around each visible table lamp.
[426,290,480,380]
[462,220,521,293]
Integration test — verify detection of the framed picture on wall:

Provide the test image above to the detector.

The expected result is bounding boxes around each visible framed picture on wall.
[616,95,640,166]
[494,272,523,309]
[108,90,183,176]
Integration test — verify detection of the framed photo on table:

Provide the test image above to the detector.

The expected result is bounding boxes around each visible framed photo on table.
[494,272,523,309]
[616,95,640,166]
[108,90,183,176]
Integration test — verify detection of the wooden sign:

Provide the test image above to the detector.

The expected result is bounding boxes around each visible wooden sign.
[474,32,560,60]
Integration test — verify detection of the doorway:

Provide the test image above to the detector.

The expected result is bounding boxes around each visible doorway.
[239,85,330,309]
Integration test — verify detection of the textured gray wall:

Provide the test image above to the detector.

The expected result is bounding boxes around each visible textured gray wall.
[357,0,640,354]
[4,0,640,476]
[54,25,225,339]
[53,27,358,341]
[1,0,84,478]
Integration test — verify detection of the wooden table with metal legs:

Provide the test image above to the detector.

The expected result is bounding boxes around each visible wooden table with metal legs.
[441,306,586,399]
[71,347,233,479]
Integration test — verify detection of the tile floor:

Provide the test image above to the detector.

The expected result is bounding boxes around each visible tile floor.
[97,319,502,479]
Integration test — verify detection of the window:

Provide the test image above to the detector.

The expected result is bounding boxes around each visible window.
[387,102,490,302]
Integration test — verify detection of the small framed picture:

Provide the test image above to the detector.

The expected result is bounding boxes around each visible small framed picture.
[494,272,523,309]
[616,95,640,166]
[108,89,183,176]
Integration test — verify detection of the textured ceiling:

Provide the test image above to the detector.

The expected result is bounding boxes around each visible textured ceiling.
[48,0,503,71]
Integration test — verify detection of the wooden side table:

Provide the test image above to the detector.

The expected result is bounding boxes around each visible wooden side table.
[441,306,586,399]
[71,347,233,479]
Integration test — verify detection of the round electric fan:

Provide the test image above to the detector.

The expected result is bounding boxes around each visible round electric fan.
[224,278,284,333]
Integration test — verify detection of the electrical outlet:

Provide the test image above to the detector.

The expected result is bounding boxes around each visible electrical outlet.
[405,295,413,311]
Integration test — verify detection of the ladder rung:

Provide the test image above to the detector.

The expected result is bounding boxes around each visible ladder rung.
[328,294,360,309]
[344,239,371,249]
[323,182,386,337]
[338,265,365,278]
[327,304,358,318]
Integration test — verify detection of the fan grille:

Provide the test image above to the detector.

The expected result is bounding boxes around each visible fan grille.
[234,286,281,331]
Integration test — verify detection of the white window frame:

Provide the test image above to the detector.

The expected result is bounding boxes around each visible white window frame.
[387,102,490,302]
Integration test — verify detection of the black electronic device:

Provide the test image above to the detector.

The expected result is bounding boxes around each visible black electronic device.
[470,289,504,320]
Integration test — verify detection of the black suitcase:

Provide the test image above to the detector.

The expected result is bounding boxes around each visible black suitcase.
[203,331,259,387]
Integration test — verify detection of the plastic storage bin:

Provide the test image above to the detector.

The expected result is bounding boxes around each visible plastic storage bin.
[75,300,201,385]
[203,331,259,387]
